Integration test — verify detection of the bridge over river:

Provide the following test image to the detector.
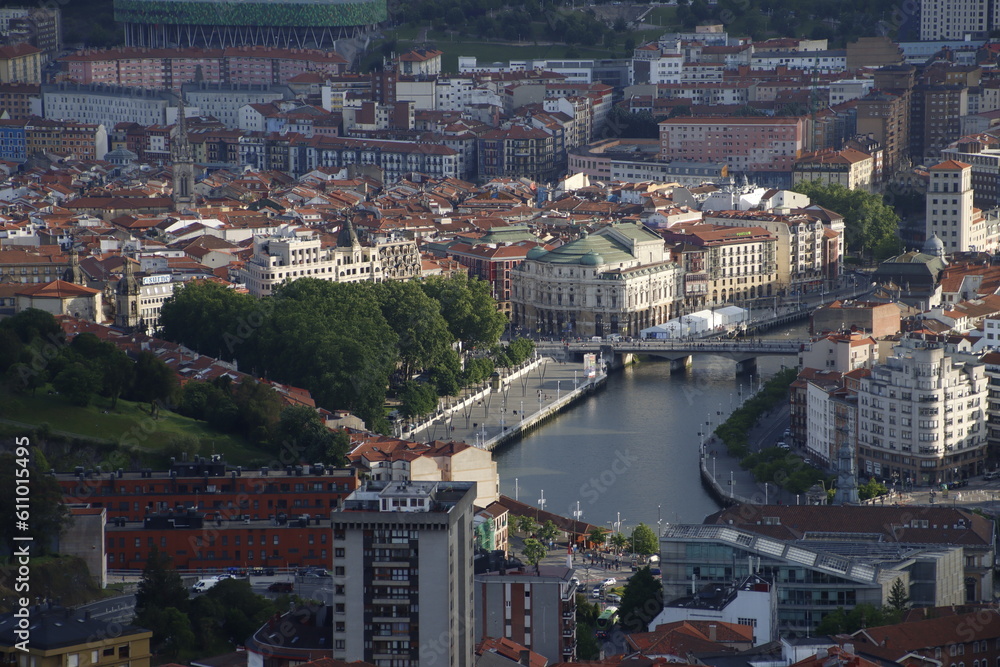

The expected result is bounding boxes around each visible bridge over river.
[536,338,807,373]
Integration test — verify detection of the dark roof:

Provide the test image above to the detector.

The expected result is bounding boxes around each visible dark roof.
[0,603,150,650]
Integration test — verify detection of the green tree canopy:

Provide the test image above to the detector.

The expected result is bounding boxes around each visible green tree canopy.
[130,350,179,416]
[887,578,910,612]
[0,451,68,556]
[609,532,629,553]
[420,274,507,349]
[792,181,902,260]
[618,566,663,632]
[814,603,901,635]
[398,380,439,420]
[588,526,610,547]
[135,547,191,652]
[537,519,560,544]
[159,280,260,362]
[374,280,454,379]
[631,523,658,556]
[521,538,548,574]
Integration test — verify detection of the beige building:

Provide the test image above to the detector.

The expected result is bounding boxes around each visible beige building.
[857,338,987,487]
[236,225,420,297]
[662,222,778,306]
[0,43,41,83]
[926,159,996,254]
[511,223,683,337]
[799,331,878,373]
[793,147,875,192]
[703,209,838,291]
[347,436,500,507]
[15,279,102,321]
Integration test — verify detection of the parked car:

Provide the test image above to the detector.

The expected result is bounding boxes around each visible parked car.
[267,582,293,593]
[777,442,790,450]
[985,471,999,480]
[606,593,622,604]
[192,577,220,593]
[591,585,603,598]
[602,578,617,587]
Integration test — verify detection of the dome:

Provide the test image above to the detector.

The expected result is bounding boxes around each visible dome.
[922,233,945,258]
[526,246,548,260]
[580,250,604,266]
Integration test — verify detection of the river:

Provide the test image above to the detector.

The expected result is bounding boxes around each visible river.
[494,325,805,530]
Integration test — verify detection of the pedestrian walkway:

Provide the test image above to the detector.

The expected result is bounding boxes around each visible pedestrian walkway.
[408,357,595,447]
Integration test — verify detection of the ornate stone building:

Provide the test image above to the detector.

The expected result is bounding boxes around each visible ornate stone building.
[510,223,683,337]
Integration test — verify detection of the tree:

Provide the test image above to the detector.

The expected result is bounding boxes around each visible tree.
[130,350,178,416]
[100,345,134,410]
[588,526,610,547]
[514,515,539,536]
[858,477,887,501]
[233,378,284,445]
[631,523,658,556]
[792,181,902,260]
[277,404,337,463]
[0,452,68,556]
[537,519,560,544]
[158,280,260,362]
[815,603,900,635]
[53,361,101,407]
[420,274,507,349]
[609,532,629,554]
[399,380,439,420]
[135,547,191,652]
[374,281,454,380]
[1,308,62,345]
[617,566,663,632]
[430,351,463,396]
[521,538,547,574]
[887,578,910,612]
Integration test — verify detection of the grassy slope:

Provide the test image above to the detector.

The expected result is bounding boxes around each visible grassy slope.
[0,392,271,465]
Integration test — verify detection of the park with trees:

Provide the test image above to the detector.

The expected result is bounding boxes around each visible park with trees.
[159,274,529,434]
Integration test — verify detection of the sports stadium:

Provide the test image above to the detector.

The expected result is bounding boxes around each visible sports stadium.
[114,0,387,48]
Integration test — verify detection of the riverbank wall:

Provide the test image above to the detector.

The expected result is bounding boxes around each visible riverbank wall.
[485,373,608,452]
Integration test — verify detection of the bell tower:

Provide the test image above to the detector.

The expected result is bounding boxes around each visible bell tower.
[171,95,195,209]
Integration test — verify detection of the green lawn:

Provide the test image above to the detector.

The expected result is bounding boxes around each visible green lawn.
[0,392,270,465]
[645,6,678,26]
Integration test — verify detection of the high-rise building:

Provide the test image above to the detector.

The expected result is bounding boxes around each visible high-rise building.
[856,337,987,487]
[331,480,476,667]
[925,159,993,253]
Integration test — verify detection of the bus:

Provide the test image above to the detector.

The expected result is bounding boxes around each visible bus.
[595,606,619,639]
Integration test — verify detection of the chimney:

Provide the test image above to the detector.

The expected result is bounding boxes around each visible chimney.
[519,649,531,666]
[708,624,717,642]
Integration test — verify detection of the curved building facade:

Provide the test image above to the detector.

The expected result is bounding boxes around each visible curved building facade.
[114,0,387,48]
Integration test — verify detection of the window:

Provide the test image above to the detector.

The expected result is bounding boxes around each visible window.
[67,655,79,667]
[118,646,129,658]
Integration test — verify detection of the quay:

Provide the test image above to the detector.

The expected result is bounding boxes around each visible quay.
[403,356,608,452]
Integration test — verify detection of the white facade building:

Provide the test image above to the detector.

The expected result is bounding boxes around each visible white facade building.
[648,575,777,646]
[920,0,996,40]
[926,159,996,253]
[857,338,987,486]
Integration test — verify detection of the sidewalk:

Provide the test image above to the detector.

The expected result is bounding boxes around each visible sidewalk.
[406,357,593,446]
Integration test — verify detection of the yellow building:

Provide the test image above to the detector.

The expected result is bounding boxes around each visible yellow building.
[792,147,875,192]
[0,603,152,667]
[0,43,41,83]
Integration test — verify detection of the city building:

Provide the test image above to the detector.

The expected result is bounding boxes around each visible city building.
[912,85,968,163]
[926,159,995,254]
[702,210,839,291]
[60,46,349,91]
[658,116,807,185]
[941,136,1000,209]
[792,148,875,192]
[0,82,40,119]
[511,223,684,338]
[0,7,60,61]
[920,0,996,41]
[857,337,987,486]
[661,223,778,306]
[568,138,729,186]
[851,609,1000,665]
[478,125,557,183]
[790,368,844,449]
[810,300,902,337]
[41,84,181,134]
[14,279,102,321]
[856,90,910,178]
[0,42,40,83]
[475,566,577,663]
[0,603,152,667]
[25,117,107,161]
[330,480,477,666]
[236,226,420,297]
[348,436,500,507]
[662,504,994,636]
[799,331,878,373]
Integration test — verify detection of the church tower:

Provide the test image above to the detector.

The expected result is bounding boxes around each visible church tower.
[62,245,83,284]
[171,96,196,209]
[115,257,142,331]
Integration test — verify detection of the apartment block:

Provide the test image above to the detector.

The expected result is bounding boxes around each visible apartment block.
[926,159,994,253]
[659,116,806,178]
[856,90,910,178]
[0,42,39,83]
[857,338,987,488]
[331,480,476,667]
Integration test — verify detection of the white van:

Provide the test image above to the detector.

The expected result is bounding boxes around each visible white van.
[191,577,220,593]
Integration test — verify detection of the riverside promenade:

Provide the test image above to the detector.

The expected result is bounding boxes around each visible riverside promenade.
[404,356,606,451]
